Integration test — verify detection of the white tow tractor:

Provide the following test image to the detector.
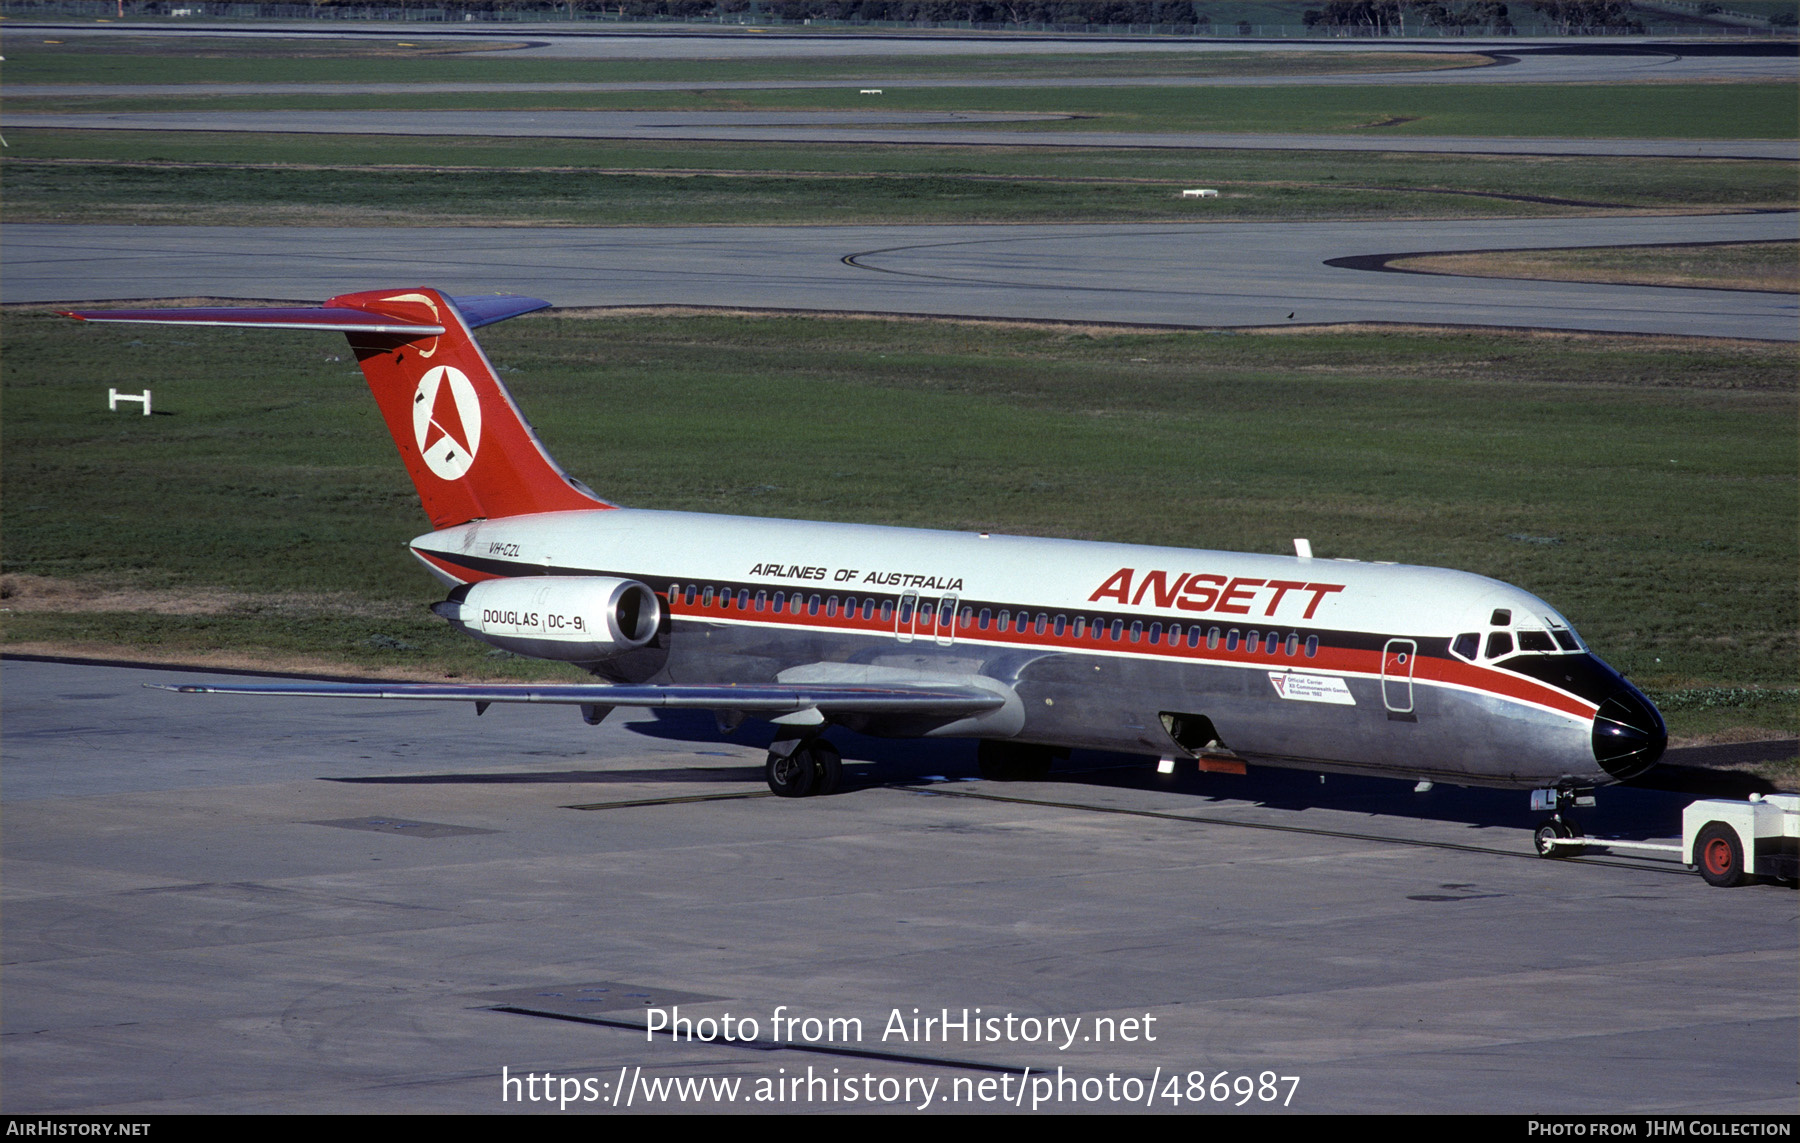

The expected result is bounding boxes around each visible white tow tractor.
[1534,793,1800,887]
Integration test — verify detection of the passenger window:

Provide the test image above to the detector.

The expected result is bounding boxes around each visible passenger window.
[808,595,822,616]
[1486,631,1513,659]
[826,596,838,617]
[755,591,767,612]
[880,600,894,622]
[1226,630,1240,652]
[1265,632,1280,655]
[961,607,973,626]
[1034,613,1047,635]
[702,586,715,607]
[737,589,749,610]
[1304,634,1318,658]
[1245,629,1259,652]
[1285,633,1299,656]
[899,598,914,623]
[1453,632,1479,661]
[864,599,877,621]
[996,610,1010,633]
[1129,621,1143,643]
[1148,622,1163,644]
[1072,617,1086,638]
[1110,619,1124,641]
[1188,627,1201,648]
[1054,614,1067,637]
[684,585,697,606]
[771,591,785,612]
[1208,627,1221,650]
[978,608,991,630]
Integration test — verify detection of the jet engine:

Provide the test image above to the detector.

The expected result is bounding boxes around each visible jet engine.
[432,576,662,662]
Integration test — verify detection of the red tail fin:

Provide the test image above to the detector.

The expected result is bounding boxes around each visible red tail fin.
[327,288,607,528]
[65,288,610,529]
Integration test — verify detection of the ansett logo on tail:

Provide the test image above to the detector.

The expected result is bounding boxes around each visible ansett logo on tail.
[413,365,482,480]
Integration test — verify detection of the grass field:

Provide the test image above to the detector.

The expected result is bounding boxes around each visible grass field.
[4,311,1794,747]
[0,38,1491,84]
[4,132,1791,227]
[11,81,1797,139]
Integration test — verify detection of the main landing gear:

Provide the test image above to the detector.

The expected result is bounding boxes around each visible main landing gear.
[764,737,842,798]
[1530,786,1595,858]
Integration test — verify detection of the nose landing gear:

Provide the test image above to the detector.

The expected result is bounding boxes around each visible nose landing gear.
[1530,786,1595,857]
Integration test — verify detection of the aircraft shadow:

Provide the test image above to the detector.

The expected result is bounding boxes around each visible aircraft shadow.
[324,711,1785,840]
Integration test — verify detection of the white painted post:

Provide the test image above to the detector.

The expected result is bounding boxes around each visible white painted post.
[108,388,152,415]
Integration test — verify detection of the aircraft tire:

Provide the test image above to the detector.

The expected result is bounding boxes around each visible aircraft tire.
[1695,822,1747,887]
[812,741,843,797]
[1533,819,1581,858]
[766,749,817,798]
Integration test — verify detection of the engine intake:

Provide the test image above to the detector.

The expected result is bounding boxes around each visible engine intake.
[433,576,661,662]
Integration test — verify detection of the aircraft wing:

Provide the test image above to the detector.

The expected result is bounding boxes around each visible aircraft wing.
[148,680,1006,718]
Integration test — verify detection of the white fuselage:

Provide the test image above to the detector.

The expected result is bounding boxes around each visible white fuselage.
[409,508,1665,791]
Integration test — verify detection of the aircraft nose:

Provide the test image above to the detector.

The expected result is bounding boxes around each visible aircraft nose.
[1591,689,1667,780]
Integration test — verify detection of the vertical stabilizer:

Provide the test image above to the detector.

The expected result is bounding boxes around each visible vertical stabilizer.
[328,288,608,528]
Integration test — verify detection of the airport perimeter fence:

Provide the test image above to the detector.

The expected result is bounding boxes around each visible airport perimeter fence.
[1,0,1790,33]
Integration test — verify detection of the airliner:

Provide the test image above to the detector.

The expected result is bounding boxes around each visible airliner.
[65,288,1666,844]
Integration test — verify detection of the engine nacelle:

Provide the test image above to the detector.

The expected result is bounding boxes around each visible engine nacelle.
[433,576,661,662]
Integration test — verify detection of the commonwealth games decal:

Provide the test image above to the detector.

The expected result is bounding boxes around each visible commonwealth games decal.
[1268,672,1355,705]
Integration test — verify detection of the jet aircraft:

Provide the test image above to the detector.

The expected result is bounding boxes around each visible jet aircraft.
[65,289,1667,845]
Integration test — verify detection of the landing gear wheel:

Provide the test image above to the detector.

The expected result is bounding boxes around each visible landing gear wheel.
[1695,821,1747,888]
[766,748,817,798]
[810,740,843,797]
[1533,818,1582,858]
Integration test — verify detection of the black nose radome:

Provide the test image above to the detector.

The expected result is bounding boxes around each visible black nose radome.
[1592,690,1667,780]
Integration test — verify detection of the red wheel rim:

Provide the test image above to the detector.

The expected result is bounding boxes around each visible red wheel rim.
[1703,837,1733,875]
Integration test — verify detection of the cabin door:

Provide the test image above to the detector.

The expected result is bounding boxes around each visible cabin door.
[1382,639,1416,714]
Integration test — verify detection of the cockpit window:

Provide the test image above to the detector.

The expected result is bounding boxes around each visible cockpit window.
[1552,628,1580,652]
[1485,631,1513,659]
[1452,633,1480,661]
[1489,609,1511,626]
[1517,630,1556,653]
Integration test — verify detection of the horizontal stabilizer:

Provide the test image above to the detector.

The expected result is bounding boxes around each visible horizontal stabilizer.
[149,680,1006,717]
[60,294,550,335]
[61,304,446,336]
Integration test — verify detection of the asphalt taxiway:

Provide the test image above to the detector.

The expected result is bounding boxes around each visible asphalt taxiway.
[2,656,1795,1113]
[7,214,1795,340]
